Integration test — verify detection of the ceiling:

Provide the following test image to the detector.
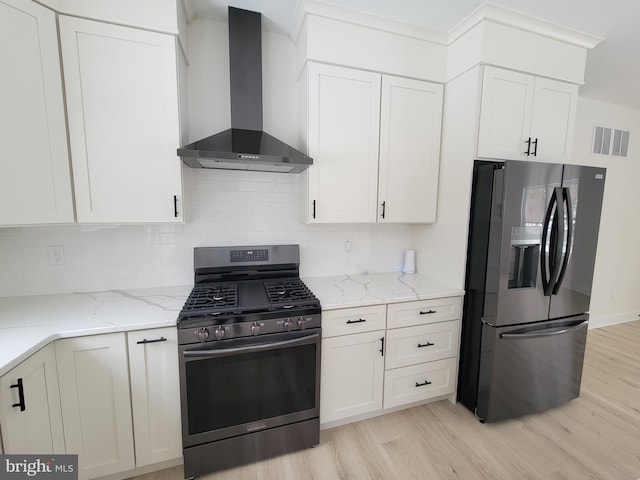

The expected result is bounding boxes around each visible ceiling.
[185,0,640,110]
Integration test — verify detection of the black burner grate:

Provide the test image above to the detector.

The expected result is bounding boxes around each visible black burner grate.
[263,279,318,308]
[180,283,238,316]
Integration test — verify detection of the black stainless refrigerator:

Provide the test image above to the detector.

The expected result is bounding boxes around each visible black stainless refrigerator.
[458,160,606,422]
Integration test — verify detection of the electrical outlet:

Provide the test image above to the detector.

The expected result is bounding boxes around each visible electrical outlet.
[344,240,352,252]
[48,245,65,265]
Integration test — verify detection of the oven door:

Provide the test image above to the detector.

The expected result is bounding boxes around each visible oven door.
[179,329,321,447]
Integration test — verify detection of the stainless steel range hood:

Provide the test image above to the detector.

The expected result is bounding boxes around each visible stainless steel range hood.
[177,7,312,174]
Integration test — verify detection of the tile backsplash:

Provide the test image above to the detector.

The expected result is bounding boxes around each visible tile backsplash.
[0,168,413,297]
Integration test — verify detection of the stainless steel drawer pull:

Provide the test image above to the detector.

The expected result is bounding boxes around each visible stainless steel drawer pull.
[419,310,436,315]
[417,342,434,348]
[415,380,432,387]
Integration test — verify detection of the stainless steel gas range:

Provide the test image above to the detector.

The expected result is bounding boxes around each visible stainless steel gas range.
[177,245,321,478]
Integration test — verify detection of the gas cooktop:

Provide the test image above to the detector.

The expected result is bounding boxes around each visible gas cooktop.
[177,245,321,336]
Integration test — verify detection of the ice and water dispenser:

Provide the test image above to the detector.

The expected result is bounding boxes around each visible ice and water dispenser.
[508,226,541,289]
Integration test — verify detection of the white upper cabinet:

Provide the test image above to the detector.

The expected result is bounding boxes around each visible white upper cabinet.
[0,0,74,226]
[299,62,443,224]
[477,66,578,162]
[59,16,183,223]
[378,76,443,223]
[302,63,381,223]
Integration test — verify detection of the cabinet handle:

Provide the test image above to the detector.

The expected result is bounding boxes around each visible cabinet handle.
[415,380,432,388]
[417,341,434,348]
[379,337,385,356]
[381,201,386,219]
[136,337,167,345]
[10,378,26,412]
[346,318,366,324]
[419,310,436,315]
[174,195,178,218]
[312,200,316,219]
[524,137,532,156]
[531,138,538,156]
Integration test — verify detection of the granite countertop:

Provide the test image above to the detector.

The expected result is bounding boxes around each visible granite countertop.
[0,285,191,376]
[0,273,464,376]
[302,272,464,310]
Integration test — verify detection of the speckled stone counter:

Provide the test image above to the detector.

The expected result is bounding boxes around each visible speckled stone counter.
[0,273,464,376]
[302,272,464,310]
[0,286,190,376]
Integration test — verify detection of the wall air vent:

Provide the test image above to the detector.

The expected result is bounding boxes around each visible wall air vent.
[592,125,630,157]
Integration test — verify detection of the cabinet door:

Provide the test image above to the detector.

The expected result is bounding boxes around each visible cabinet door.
[320,331,384,424]
[378,76,443,223]
[305,63,380,223]
[59,16,183,223]
[529,77,578,162]
[56,334,135,480]
[0,344,65,454]
[127,328,182,467]
[0,0,74,225]
[477,66,534,161]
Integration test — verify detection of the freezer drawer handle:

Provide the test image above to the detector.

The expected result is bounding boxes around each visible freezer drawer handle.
[417,342,434,348]
[420,310,436,315]
[499,321,587,340]
[10,378,26,412]
[415,380,432,387]
[346,318,366,324]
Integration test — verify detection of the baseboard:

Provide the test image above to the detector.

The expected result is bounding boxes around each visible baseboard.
[588,311,640,329]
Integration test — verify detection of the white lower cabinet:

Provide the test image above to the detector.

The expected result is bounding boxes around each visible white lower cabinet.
[320,297,462,426]
[127,328,182,467]
[0,327,181,479]
[320,306,386,424]
[56,333,135,480]
[0,344,65,454]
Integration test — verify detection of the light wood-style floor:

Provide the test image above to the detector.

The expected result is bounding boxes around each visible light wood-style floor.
[133,320,640,480]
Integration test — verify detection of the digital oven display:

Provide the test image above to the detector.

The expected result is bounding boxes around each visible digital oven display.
[230,249,269,262]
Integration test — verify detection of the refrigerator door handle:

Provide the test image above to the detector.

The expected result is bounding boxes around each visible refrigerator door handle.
[499,320,587,339]
[552,187,573,294]
[541,187,564,295]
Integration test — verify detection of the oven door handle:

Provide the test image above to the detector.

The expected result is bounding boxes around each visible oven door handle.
[183,333,319,358]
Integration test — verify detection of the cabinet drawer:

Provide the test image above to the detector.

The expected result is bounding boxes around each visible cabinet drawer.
[387,296,461,329]
[383,357,457,409]
[322,305,386,338]
[385,320,459,370]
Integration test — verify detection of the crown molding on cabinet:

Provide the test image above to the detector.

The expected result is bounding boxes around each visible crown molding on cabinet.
[448,2,603,50]
[291,0,448,45]
[292,1,603,51]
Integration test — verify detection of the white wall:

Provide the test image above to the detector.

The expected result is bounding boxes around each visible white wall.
[0,18,412,298]
[570,96,640,326]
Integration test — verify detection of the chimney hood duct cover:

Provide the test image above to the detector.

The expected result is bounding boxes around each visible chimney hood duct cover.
[177,7,312,174]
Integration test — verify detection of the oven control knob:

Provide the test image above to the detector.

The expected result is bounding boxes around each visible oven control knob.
[297,317,307,329]
[283,318,293,331]
[250,322,261,335]
[214,326,226,340]
[196,327,209,342]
